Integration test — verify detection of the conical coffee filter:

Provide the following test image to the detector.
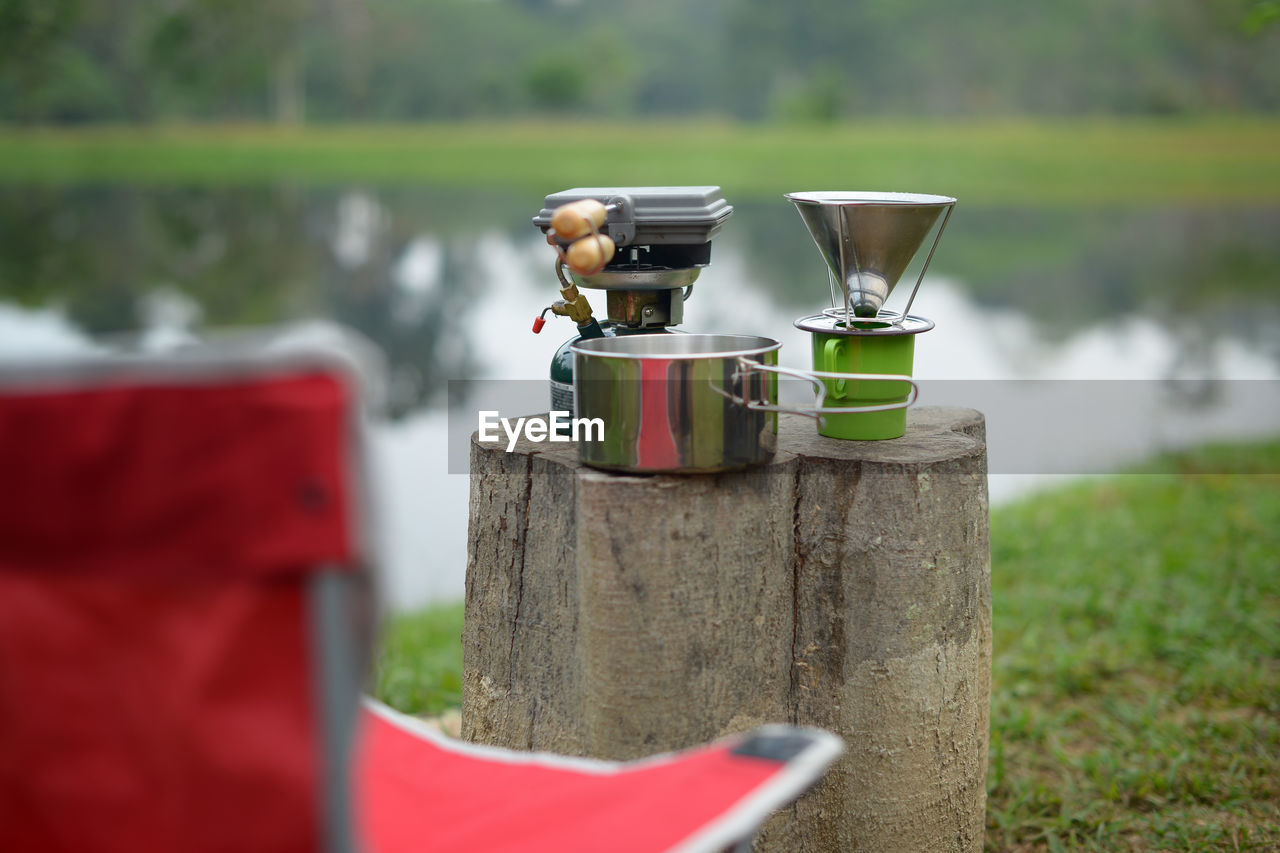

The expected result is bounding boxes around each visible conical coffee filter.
[786,191,955,318]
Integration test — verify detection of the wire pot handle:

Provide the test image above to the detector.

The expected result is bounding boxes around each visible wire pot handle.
[732,361,919,416]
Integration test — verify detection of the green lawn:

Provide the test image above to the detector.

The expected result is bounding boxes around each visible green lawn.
[372,438,1279,851]
[986,440,1280,851]
[2,117,1279,206]
[372,602,465,718]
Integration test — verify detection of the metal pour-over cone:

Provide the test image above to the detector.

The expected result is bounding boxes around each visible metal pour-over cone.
[787,191,956,319]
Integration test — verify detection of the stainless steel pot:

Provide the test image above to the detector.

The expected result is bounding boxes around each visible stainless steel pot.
[571,333,921,472]
[571,334,786,473]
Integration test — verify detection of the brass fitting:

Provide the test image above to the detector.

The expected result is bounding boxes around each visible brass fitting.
[551,283,595,325]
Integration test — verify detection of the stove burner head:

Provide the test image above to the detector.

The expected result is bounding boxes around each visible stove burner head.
[534,186,733,290]
[786,191,955,319]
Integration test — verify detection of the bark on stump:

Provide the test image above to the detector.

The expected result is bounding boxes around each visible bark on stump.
[462,407,991,853]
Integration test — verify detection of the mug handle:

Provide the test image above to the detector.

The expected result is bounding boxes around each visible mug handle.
[822,338,848,396]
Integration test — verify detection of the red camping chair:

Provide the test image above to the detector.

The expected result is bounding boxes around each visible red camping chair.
[0,344,841,853]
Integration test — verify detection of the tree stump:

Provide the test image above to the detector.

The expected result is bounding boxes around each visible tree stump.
[462,407,991,853]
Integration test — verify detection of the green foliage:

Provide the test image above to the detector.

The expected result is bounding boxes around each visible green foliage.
[1245,1,1280,35]
[1,0,1278,123]
[372,603,464,717]
[0,0,81,71]
[771,62,847,124]
[524,54,588,112]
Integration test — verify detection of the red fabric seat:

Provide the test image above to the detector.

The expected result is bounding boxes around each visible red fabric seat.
[0,362,356,853]
[356,701,840,853]
[0,349,840,853]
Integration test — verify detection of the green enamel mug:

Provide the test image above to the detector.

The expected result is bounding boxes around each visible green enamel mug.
[795,313,933,440]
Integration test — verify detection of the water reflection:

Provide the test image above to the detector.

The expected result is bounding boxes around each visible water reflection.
[4,186,1278,396]
[1,184,1277,608]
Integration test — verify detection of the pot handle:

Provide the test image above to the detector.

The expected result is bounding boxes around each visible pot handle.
[733,361,920,416]
[725,361,824,420]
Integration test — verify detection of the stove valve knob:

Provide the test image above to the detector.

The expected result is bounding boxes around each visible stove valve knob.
[566,233,615,275]
[551,199,607,241]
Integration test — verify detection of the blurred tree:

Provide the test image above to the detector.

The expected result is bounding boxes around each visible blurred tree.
[147,0,309,121]
[1246,1,1280,33]
[0,0,123,121]
[772,61,847,123]
[0,0,82,76]
[0,0,1277,122]
[524,53,588,111]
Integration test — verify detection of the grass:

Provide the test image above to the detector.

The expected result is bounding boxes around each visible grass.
[373,438,1280,850]
[2,117,1279,206]
[986,440,1280,851]
[371,602,464,718]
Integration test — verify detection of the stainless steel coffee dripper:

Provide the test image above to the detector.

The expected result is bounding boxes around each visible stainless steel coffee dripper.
[786,191,955,324]
[785,191,957,440]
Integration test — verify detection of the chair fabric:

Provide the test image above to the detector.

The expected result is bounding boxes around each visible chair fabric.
[0,349,841,853]
[356,700,841,853]
[0,361,358,853]
[0,369,356,578]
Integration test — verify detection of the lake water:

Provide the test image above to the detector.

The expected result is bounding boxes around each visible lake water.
[2,186,1277,608]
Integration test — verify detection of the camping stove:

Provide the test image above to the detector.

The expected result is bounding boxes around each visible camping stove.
[786,191,956,440]
[531,186,733,416]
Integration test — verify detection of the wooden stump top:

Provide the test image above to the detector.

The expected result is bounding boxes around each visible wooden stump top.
[464,405,990,852]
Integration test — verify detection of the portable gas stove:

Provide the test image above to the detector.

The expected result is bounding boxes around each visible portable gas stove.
[531,186,733,416]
